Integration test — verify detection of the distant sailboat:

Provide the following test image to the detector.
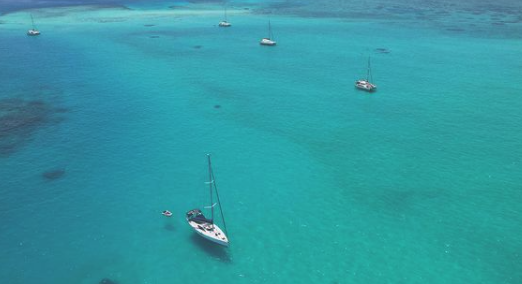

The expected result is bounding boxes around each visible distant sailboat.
[27,14,41,36]
[260,20,276,46]
[186,154,229,247]
[355,56,377,92]
[218,6,231,27]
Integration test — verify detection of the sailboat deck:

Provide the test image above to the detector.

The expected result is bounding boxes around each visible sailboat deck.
[188,220,229,246]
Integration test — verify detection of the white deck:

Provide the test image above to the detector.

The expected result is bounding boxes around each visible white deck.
[260,38,276,46]
[27,29,40,36]
[188,220,229,247]
[355,80,377,91]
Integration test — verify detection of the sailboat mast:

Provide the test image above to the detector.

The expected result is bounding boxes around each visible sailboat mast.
[268,20,272,39]
[30,14,36,30]
[207,154,214,224]
[210,159,228,237]
[224,6,228,21]
[366,56,371,82]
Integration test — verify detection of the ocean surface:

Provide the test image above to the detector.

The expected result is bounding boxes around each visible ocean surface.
[1,1,521,283]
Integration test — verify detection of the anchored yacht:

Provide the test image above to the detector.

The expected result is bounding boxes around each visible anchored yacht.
[260,21,276,46]
[186,155,229,247]
[355,56,377,92]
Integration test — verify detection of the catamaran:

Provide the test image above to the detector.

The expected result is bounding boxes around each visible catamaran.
[186,154,229,247]
[355,56,377,92]
[218,6,231,27]
[27,14,41,36]
[260,20,276,46]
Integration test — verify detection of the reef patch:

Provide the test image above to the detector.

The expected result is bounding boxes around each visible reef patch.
[374,48,390,54]
[0,97,66,156]
[446,27,465,32]
[99,278,118,284]
[42,169,66,180]
[164,224,175,231]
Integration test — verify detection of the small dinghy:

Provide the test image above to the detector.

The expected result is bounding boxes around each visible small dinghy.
[162,210,173,217]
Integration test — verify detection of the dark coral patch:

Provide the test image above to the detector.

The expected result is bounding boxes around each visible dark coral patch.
[374,48,390,54]
[446,27,465,32]
[214,105,221,109]
[42,169,65,180]
[149,35,160,38]
[0,98,65,156]
[193,45,203,49]
[164,224,175,231]
[55,107,68,113]
[100,278,117,284]
[144,24,155,27]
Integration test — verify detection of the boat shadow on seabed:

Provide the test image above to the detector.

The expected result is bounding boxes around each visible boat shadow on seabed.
[190,234,232,263]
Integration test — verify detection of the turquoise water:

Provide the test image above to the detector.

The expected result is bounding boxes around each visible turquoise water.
[1,1,521,284]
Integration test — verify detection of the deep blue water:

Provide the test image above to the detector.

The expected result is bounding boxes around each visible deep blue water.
[1,1,521,284]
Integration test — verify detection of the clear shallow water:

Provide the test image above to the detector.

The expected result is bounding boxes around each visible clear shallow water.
[0,1,521,284]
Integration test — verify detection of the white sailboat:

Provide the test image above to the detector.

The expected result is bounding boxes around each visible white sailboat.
[218,6,231,27]
[355,56,377,92]
[186,154,229,247]
[260,20,276,46]
[27,14,41,36]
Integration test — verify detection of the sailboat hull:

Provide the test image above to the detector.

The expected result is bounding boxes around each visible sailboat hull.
[27,29,40,36]
[187,219,229,247]
[355,80,377,92]
[260,38,276,46]
[219,21,231,27]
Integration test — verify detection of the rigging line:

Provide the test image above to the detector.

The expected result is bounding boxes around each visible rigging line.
[208,155,214,223]
[210,167,229,237]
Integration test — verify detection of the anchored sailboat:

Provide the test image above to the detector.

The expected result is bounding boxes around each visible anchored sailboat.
[27,14,41,36]
[355,56,377,92]
[218,6,231,27]
[186,154,229,247]
[260,20,276,46]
